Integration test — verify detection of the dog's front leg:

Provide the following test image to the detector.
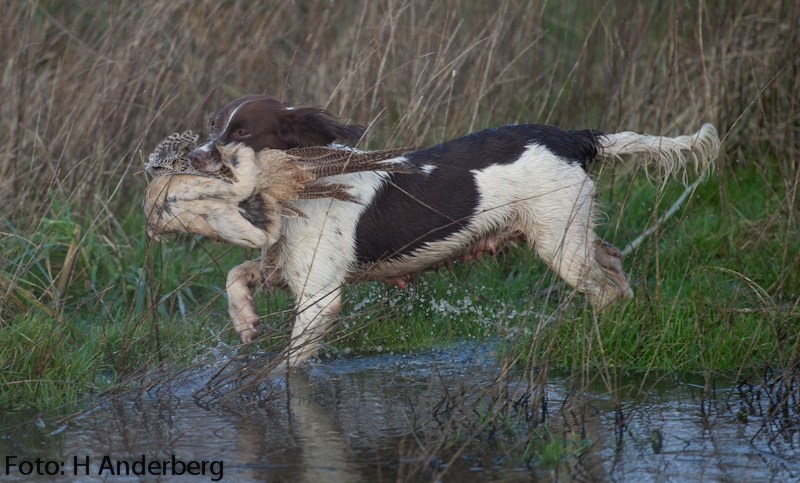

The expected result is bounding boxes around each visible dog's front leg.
[286,286,342,367]
[226,256,286,343]
[226,259,262,343]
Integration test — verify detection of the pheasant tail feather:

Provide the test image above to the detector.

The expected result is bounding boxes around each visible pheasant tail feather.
[287,147,422,177]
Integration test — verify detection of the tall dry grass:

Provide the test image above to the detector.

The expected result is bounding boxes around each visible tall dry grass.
[2,1,796,211]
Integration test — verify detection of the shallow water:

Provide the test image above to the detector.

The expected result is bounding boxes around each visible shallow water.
[2,344,798,482]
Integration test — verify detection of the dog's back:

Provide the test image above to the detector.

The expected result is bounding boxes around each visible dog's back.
[353,124,606,265]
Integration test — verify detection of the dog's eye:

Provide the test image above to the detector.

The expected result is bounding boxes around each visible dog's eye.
[234,128,250,138]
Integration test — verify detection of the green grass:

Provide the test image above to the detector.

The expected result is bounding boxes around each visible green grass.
[0,197,249,409]
[0,308,221,409]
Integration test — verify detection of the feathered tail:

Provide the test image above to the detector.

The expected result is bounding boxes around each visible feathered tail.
[286,146,422,177]
[598,123,720,183]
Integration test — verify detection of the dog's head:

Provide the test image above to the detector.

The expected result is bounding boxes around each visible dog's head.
[188,94,365,174]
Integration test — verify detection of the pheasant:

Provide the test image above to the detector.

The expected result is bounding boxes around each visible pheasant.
[143,131,418,256]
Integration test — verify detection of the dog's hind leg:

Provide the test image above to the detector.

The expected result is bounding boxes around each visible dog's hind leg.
[519,175,631,309]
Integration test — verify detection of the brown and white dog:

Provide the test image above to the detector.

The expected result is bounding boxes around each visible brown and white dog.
[183,94,719,367]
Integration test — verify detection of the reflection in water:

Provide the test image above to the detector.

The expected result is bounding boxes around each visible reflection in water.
[1,343,798,482]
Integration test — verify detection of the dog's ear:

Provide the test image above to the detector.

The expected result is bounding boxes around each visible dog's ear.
[279,107,365,148]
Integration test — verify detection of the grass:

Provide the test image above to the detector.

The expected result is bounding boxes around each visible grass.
[0,0,798,424]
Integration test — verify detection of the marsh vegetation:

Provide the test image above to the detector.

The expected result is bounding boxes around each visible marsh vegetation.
[1,0,798,479]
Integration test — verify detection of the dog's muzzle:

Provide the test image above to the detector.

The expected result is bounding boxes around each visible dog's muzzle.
[187,142,223,173]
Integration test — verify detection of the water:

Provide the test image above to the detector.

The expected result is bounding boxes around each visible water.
[2,344,798,482]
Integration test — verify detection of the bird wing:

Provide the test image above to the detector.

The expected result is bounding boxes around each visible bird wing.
[254,146,421,202]
[145,131,199,176]
[296,182,358,203]
[286,146,421,177]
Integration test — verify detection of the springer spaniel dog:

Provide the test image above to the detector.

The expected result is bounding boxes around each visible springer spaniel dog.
[161,94,719,368]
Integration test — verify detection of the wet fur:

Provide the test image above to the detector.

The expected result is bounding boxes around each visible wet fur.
[189,96,719,367]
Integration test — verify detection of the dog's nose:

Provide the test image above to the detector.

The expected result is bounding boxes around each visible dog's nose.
[188,147,222,173]
[188,149,206,170]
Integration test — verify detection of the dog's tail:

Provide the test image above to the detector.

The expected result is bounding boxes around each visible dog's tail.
[598,123,719,183]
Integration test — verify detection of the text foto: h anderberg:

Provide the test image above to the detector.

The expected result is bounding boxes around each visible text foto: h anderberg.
[5,455,224,481]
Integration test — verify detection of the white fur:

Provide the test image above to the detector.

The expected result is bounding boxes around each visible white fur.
[219,101,250,137]
[472,146,603,294]
[420,164,436,174]
[600,123,719,183]
[274,172,387,362]
[194,142,214,154]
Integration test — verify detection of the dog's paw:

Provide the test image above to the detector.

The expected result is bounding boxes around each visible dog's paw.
[236,322,259,344]
[234,306,259,343]
[230,292,261,344]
